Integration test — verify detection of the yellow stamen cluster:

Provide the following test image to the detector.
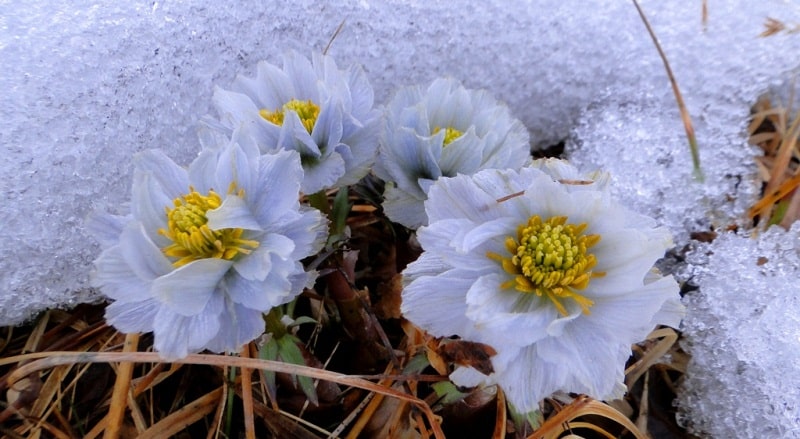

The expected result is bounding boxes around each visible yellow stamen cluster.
[158,187,260,268]
[259,99,320,133]
[433,126,463,146]
[487,215,604,316]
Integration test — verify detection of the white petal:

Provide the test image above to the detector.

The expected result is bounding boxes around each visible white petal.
[424,174,500,224]
[282,51,318,101]
[226,268,293,310]
[280,110,321,158]
[312,98,344,152]
[497,345,565,412]
[120,222,173,281]
[131,170,171,246]
[153,293,224,360]
[416,218,498,272]
[206,195,262,231]
[589,229,671,297]
[401,267,475,339]
[187,147,220,194]
[214,142,256,200]
[382,184,427,229]
[134,149,190,200]
[151,258,232,316]
[86,213,126,248]
[252,150,303,226]
[92,246,152,302]
[438,128,483,176]
[300,150,346,194]
[271,208,328,259]
[464,274,556,347]
[588,274,682,337]
[450,366,492,388]
[233,233,294,281]
[203,301,266,354]
[231,245,272,282]
[105,298,159,333]
[456,217,518,253]
[212,87,261,128]
[250,60,294,108]
[346,64,375,116]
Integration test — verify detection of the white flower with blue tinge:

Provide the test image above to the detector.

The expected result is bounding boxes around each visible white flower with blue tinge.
[89,132,327,360]
[211,50,381,194]
[374,77,531,229]
[401,161,684,413]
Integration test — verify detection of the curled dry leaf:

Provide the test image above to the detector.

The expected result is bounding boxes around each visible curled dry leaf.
[437,339,497,376]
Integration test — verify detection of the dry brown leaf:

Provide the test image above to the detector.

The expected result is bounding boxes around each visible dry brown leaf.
[437,339,497,376]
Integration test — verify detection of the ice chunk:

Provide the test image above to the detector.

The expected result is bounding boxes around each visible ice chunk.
[677,225,800,438]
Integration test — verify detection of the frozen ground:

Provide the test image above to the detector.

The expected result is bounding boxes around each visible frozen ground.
[3,1,800,436]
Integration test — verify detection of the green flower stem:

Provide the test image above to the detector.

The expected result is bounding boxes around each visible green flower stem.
[224,364,236,437]
[264,307,287,338]
[308,190,330,215]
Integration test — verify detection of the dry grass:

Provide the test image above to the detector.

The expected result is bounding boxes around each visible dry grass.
[748,90,800,229]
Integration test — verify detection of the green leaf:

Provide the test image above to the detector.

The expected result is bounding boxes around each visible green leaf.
[431,381,467,406]
[258,335,280,400]
[277,335,319,406]
[287,316,318,328]
[403,352,431,375]
[326,188,352,245]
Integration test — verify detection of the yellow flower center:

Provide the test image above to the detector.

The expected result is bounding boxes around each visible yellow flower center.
[487,215,605,316]
[158,187,260,268]
[433,126,463,146]
[259,99,320,133]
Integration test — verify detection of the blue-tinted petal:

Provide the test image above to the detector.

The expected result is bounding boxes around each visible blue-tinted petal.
[233,233,294,281]
[283,50,319,101]
[134,149,190,200]
[252,150,303,225]
[206,195,262,231]
[203,301,266,354]
[382,185,427,229]
[300,149,345,194]
[214,142,255,198]
[91,245,151,302]
[153,293,224,360]
[105,298,159,333]
[120,222,173,281]
[130,170,171,246]
[151,258,232,316]
[226,268,293,310]
[86,212,127,248]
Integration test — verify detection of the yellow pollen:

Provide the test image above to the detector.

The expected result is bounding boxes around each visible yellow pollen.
[158,187,260,268]
[433,126,463,146]
[259,99,320,133]
[488,215,604,316]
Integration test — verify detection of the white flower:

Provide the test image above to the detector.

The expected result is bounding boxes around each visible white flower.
[400,161,684,412]
[89,131,328,360]
[374,77,531,229]
[211,50,381,194]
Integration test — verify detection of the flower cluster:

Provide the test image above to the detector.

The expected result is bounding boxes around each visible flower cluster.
[90,131,327,359]
[401,162,684,412]
[374,77,531,229]
[211,50,381,194]
[89,49,683,414]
